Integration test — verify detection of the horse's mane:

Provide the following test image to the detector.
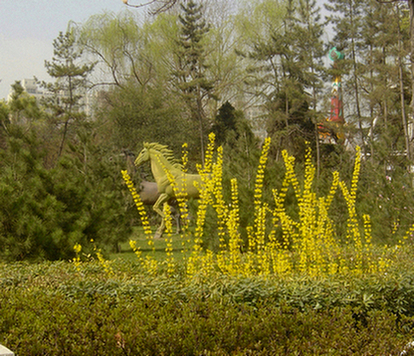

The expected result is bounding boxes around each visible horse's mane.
[144,142,183,169]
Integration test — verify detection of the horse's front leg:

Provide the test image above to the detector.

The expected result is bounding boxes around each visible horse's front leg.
[153,193,169,239]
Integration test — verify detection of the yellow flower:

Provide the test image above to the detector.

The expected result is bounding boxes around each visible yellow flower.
[73,243,82,254]
[122,170,153,247]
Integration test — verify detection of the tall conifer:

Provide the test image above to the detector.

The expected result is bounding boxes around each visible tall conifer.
[40,27,95,160]
[325,0,366,151]
[174,0,212,163]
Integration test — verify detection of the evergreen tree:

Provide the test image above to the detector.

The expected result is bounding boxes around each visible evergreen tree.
[359,1,410,163]
[0,113,132,261]
[7,81,44,125]
[0,100,9,149]
[211,101,238,145]
[40,27,95,160]
[174,0,213,163]
[239,0,323,159]
[294,0,326,173]
[325,0,366,152]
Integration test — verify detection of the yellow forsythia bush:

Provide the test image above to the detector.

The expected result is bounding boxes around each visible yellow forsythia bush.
[119,136,404,279]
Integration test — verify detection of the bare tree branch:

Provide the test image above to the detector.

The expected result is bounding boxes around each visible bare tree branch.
[375,0,402,3]
[122,0,179,14]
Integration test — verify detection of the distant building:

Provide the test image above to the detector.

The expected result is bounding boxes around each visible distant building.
[7,78,95,117]
[22,79,42,97]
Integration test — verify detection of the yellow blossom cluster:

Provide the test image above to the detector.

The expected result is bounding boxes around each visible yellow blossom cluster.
[337,146,376,273]
[226,178,242,274]
[178,143,192,253]
[129,239,142,259]
[72,240,114,276]
[122,138,399,279]
[212,146,228,251]
[163,203,175,275]
[200,133,216,174]
[121,170,153,246]
[156,152,191,256]
[121,169,162,275]
[72,243,82,272]
[249,138,271,253]
[187,134,217,278]
[253,137,271,208]
[181,142,189,173]
[95,248,114,276]
[339,146,361,246]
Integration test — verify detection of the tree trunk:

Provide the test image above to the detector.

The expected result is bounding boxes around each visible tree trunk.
[197,85,205,165]
[409,0,414,161]
[398,3,411,161]
[349,2,366,154]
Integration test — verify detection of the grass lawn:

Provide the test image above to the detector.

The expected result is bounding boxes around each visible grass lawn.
[109,226,194,262]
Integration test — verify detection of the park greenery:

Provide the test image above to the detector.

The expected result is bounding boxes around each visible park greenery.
[2,0,414,354]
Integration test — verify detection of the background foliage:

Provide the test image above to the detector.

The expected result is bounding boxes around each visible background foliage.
[1,0,414,261]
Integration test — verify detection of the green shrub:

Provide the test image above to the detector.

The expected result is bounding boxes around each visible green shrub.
[0,288,410,355]
[0,126,132,261]
[1,260,414,355]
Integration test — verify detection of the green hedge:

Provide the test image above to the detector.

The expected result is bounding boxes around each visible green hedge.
[1,260,414,355]
[1,291,411,355]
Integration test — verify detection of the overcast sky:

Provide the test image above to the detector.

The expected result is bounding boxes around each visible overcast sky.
[0,0,332,101]
[0,0,144,100]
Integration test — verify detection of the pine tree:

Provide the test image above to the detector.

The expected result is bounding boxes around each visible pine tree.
[174,0,213,163]
[325,0,366,152]
[359,1,410,162]
[211,101,238,145]
[40,27,95,160]
[241,0,324,159]
[291,0,326,173]
[8,81,43,125]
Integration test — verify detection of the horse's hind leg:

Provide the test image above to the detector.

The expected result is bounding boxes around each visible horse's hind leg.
[174,211,181,234]
[169,203,181,234]
[153,193,169,239]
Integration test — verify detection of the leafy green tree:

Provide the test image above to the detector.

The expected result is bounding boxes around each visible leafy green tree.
[79,11,197,158]
[79,11,157,89]
[201,1,247,115]
[94,80,192,155]
[79,7,248,164]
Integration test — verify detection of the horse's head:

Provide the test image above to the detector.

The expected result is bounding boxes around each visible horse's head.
[134,144,150,167]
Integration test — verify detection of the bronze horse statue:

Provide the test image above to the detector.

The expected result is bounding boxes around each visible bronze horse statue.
[138,180,181,234]
[121,148,182,235]
[135,142,203,238]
